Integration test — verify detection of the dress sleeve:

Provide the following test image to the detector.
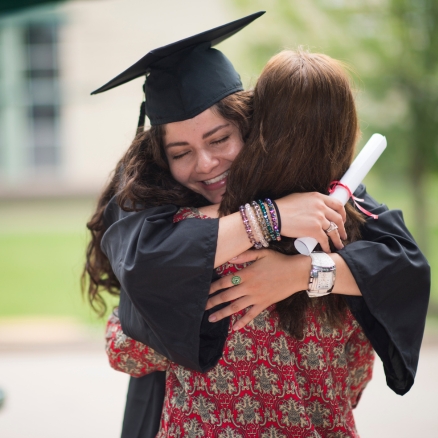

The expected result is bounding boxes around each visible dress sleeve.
[338,184,430,395]
[105,309,169,377]
[101,197,229,372]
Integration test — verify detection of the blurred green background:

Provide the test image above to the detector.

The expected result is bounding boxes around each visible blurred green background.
[0,0,437,327]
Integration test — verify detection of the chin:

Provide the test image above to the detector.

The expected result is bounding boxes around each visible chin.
[204,193,224,205]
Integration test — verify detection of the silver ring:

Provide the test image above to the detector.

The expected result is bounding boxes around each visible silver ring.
[324,221,338,234]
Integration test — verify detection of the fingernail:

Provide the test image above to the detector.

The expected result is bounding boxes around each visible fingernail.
[208,315,217,322]
[233,325,240,331]
[230,257,238,260]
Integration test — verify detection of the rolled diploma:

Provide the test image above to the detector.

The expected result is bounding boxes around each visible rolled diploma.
[294,133,387,256]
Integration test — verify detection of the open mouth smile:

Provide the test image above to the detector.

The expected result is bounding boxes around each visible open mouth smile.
[203,170,229,185]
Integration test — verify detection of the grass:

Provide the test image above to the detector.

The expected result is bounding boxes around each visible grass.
[0,232,86,317]
[0,197,116,325]
[0,178,437,326]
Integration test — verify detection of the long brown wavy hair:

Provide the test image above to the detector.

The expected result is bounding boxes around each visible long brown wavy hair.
[220,49,365,338]
[82,91,253,316]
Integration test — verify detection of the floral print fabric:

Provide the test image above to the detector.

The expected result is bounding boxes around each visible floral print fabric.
[106,207,374,437]
[105,309,169,377]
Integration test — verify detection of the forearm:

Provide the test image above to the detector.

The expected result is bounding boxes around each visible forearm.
[215,212,252,267]
[105,310,169,377]
[213,190,350,268]
[247,252,362,298]
[329,253,361,296]
[277,252,361,297]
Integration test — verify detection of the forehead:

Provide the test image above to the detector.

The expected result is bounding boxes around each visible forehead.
[164,109,229,141]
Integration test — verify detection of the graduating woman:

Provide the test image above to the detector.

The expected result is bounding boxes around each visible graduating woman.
[84,11,430,437]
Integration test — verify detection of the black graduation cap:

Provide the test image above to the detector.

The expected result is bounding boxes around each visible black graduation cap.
[91,11,265,126]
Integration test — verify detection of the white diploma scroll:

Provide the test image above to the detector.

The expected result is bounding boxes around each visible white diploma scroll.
[294,133,387,256]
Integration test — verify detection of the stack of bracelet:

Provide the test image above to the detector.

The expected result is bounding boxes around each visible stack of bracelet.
[239,198,281,249]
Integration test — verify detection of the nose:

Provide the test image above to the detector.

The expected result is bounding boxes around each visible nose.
[195,150,220,175]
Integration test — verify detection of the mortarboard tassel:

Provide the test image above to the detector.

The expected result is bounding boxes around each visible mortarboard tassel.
[136,100,147,135]
[136,79,147,135]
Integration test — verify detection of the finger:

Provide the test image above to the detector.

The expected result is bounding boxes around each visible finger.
[324,210,347,240]
[325,227,344,250]
[323,196,347,223]
[209,275,238,296]
[229,249,267,265]
[232,305,264,331]
[206,284,246,310]
[316,228,331,253]
[208,296,254,323]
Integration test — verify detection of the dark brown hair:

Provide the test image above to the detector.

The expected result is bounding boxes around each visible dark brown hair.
[220,49,364,338]
[82,91,253,315]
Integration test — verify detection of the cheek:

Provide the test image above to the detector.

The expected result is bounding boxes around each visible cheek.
[168,161,200,193]
[228,138,244,161]
[168,162,188,186]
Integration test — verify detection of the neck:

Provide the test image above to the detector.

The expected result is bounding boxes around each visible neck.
[198,204,220,218]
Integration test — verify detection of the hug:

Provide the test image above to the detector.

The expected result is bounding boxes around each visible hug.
[84,11,430,438]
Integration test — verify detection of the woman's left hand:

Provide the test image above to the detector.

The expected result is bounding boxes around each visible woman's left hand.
[206,250,311,331]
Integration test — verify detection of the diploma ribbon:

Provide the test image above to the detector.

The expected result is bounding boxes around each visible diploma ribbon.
[328,181,378,220]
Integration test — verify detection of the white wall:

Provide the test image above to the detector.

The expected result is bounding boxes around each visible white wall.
[59,0,235,196]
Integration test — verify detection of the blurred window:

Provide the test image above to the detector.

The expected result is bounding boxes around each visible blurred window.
[25,22,60,169]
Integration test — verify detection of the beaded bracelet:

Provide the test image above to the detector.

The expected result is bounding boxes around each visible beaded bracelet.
[265,198,281,241]
[245,203,268,248]
[239,205,261,249]
[257,200,276,241]
[271,199,282,234]
[251,201,272,243]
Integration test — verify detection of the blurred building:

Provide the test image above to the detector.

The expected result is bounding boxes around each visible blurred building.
[0,0,235,198]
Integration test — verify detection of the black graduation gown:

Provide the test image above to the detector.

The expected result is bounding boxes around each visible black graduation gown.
[101,185,430,436]
[120,373,165,438]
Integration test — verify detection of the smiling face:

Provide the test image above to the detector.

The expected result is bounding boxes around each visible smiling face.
[164,108,244,204]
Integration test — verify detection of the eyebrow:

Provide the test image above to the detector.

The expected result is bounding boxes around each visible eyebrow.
[165,123,230,149]
[202,123,229,139]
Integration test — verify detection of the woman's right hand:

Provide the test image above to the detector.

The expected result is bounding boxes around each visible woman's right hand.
[275,192,347,252]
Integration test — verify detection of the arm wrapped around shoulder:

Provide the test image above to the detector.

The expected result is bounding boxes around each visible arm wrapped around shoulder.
[338,185,430,395]
[105,309,169,377]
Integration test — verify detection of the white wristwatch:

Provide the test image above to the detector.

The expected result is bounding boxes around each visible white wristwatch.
[307,252,336,298]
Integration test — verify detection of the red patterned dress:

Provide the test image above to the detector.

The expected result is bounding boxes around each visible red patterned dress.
[106,207,374,437]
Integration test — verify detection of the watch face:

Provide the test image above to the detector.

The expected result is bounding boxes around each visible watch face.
[317,272,333,289]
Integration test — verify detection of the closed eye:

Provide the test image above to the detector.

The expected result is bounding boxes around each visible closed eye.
[212,135,230,145]
[172,151,190,160]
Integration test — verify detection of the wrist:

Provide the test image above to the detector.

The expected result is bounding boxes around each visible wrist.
[306,252,336,297]
[295,254,312,292]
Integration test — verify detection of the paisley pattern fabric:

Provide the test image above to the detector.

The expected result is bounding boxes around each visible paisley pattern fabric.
[105,309,169,377]
[106,207,374,437]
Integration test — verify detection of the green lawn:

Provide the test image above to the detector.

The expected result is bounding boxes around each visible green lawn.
[0,180,436,325]
[1,232,93,320]
[0,197,116,324]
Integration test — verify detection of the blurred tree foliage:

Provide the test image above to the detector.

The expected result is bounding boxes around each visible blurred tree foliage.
[230,0,438,251]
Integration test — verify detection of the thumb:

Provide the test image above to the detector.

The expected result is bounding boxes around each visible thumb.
[229,249,268,265]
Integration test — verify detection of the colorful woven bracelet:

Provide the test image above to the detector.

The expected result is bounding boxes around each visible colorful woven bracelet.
[251,201,271,243]
[265,198,281,241]
[239,205,261,249]
[257,200,276,241]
